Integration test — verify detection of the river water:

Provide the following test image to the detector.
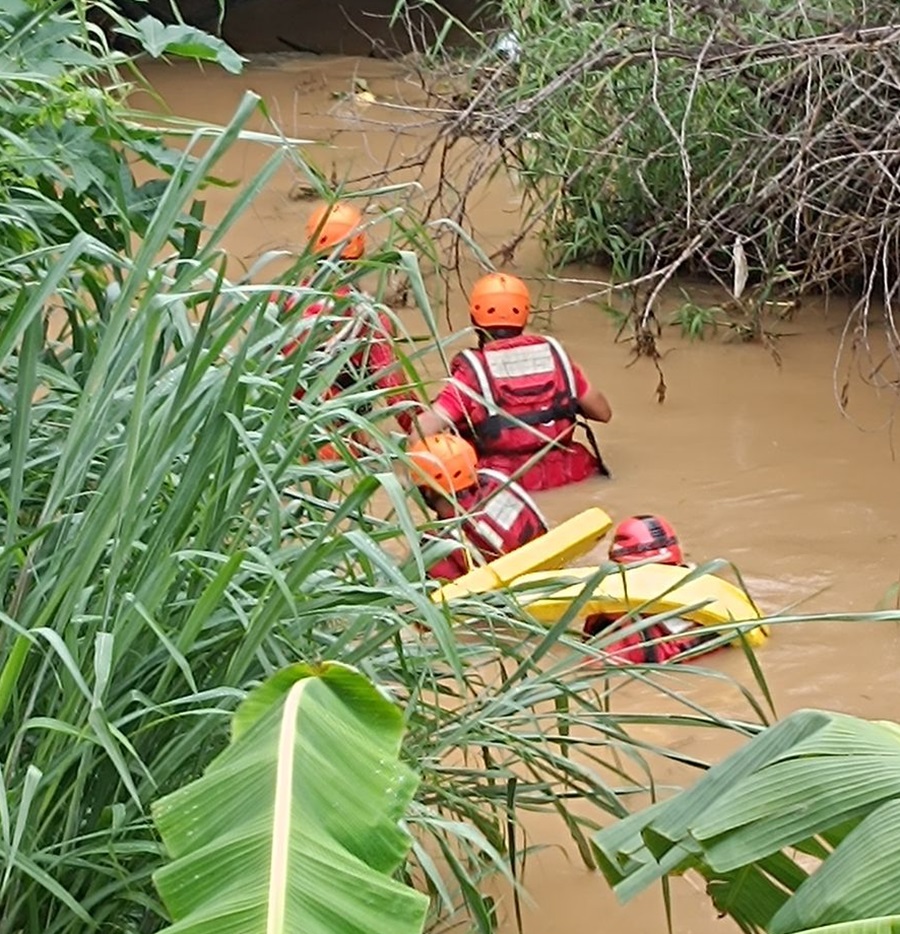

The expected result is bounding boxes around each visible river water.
[136,56,900,934]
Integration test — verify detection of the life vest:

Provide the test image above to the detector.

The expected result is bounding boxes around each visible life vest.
[423,529,472,582]
[583,602,708,665]
[458,468,549,562]
[277,284,385,404]
[279,285,359,365]
[457,334,580,456]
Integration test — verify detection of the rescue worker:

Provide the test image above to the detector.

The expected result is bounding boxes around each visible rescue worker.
[583,515,716,664]
[277,201,418,454]
[410,272,612,491]
[407,432,549,581]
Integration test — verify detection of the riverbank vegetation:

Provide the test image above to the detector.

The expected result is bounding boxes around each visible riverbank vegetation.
[0,3,782,931]
[396,0,900,394]
[4,2,900,932]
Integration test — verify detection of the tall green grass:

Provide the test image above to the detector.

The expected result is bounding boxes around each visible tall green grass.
[0,3,836,933]
[0,74,779,934]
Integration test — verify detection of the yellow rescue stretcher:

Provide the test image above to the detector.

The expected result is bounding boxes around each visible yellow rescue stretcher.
[432,509,769,648]
[435,506,614,601]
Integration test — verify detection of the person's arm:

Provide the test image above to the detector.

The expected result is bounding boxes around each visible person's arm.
[568,359,612,423]
[406,353,479,440]
[578,386,613,423]
[426,546,470,582]
[371,365,421,433]
[367,318,423,433]
[409,403,455,439]
[421,528,471,582]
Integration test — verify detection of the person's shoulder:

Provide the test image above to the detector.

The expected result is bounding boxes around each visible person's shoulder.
[476,467,520,495]
[539,332,578,356]
[449,346,482,371]
[476,466,509,484]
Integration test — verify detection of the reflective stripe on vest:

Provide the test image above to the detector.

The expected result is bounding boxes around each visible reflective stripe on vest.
[459,337,580,444]
[661,617,694,635]
[467,516,505,554]
[464,469,549,556]
[460,336,578,407]
[484,341,557,381]
[477,468,548,530]
[544,335,578,399]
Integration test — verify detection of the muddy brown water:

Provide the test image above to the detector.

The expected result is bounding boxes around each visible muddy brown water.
[135,57,900,933]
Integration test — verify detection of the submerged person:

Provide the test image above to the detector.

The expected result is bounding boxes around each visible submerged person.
[410,272,613,491]
[583,515,718,665]
[276,201,419,455]
[407,432,549,581]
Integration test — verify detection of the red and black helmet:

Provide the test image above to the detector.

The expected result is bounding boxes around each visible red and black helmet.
[608,515,684,566]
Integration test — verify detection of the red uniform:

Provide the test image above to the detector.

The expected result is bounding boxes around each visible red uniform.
[276,284,416,432]
[426,468,549,581]
[432,334,599,491]
[583,612,712,665]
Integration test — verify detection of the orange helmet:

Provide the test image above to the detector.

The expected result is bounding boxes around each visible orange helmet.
[305,201,365,260]
[469,272,531,329]
[407,433,478,494]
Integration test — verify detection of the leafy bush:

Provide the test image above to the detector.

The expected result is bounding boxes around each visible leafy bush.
[429,0,900,352]
[0,0,230,304]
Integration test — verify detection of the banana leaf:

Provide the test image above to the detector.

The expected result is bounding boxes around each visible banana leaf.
[593,709,900,934]
[791,921,900,934]
[152,662,429,934]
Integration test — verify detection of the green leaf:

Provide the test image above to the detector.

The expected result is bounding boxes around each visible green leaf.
[594,709,829,900]
[769,800,900,934]
[120,17,246,74]
[594,710,900,933]
[151,663,428,934]
[793,921,900,934]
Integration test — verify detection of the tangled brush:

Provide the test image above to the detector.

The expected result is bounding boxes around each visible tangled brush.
[411,0,900,400]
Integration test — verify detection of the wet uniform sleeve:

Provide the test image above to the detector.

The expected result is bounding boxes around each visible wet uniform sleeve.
[571,360,591,399]
[368,313,419,432]
[432,353,488,426]
[279,298,323,358]
[423,535,471,582]
[278,298,315,394]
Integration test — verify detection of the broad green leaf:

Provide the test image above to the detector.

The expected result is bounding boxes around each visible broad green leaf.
[119,17,246,74]
[151,663,428,934]
[595,709,900,933]
[794,921,900,934]
[594,709,830,900]
[769,801,900,934]
[0,0,29,18]
[695,756,900,870]
[701,849,812,930]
